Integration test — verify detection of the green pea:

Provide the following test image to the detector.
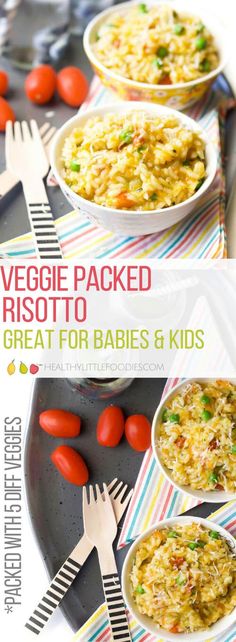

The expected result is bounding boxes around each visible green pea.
[188,540,205,550]
[201,394,211,405]
[167,530,179,538]
[169,413,180,424]
[156,46,168,59]
[139,3,148,12]
[119,129,133,144]
[183,160,190,166]
[202,409,213,421]
[150,193,157,202]
[174,24,185,35]
[136,584,145,594]
[199,59,211,73]
[70,160,80,172]
[208,471,218,484]
[231,445,236,454]
[137,145,146,153]
[162,408,169,422]
[209,530,219,539]
[153,58,163,68]
[195,178,205,192]
[176,574,186,586]
[196,36,207,51]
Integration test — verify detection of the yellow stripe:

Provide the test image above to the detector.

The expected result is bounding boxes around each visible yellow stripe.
[181,213,219,258]
[72,603,107,640]
[180,496,192,514]
[143,473,165,530]
[209,500,235,521]
[64,232,113,258]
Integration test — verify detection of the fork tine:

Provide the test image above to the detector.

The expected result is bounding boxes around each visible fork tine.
[14,121,22,142]
[39,122,51,137]
[5,120,14,142]
[82,486,88,512]
[121,488,133,510]
[110,480,124,499]
[95,484,102,501]
[30,119,41,142]
[108,478,118,494]
[89,485,94,504]
[42,126,56,146]
[22,121,31,142]
[115,483,129,503]
[102,482,110,502]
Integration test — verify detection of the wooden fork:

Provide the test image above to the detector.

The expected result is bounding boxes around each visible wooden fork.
[25,479,133,637]
[0,122,56,199]
[5,119,62,259]
[83,483,132,642]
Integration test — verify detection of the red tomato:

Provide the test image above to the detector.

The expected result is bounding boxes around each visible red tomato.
[0,97,15,132]
[39,409,81,437]
[25,65,57,104]
[97,406,125,447]
[57,66,88,107]
[0,70,8,96]
[125,414,151,452]
[51,446,89,486]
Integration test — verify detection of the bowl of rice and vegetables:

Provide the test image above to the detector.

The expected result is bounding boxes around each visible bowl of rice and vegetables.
[84,1,228,110]
[51,103,217,236]
[122,517,236,640]
[152,379,236,501]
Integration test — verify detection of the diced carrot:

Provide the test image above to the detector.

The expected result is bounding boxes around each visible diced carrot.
[215,483,224,491]
[170,624,180,633]
[113,38,121,48]
[116,192,135,208]
[209,438,218,450]
[161,74,172,85]
[170,556,185,568]
[175,435,186,448]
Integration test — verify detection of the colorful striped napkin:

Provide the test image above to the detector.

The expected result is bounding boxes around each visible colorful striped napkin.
[0,78,229,259]
[118,378,201,550]
[73,501,236,642]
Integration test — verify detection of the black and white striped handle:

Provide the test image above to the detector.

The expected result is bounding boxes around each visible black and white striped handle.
[102,573,131,642]
[25,556,81,635]
[27,200,63,259]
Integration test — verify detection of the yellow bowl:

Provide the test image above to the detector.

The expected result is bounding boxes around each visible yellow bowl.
[83,0,229,110]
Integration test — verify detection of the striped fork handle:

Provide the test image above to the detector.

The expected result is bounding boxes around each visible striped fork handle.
[25,555,80,635]
[24,181,62,259]
[102,572,131,642]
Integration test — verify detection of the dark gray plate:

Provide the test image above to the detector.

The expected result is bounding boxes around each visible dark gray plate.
[24,378,224,632]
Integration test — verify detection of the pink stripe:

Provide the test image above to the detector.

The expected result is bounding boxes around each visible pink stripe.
[61,225,98,249]
[96,626,110,641]
[160,483,174,521]
[165,201,219,258]
[224,518,236,532]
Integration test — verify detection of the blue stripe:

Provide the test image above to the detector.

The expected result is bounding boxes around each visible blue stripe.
[198,227,221,257]
[97,236,134,258]
[126,458,157,541]
[58,220,90,240]
[157,195,217,258]
[88,619,108,641]
[6,249,35,256]
[166,490,179,518]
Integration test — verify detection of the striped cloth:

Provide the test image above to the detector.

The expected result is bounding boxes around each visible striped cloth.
[73,501,236,642]
[0,77,230,259]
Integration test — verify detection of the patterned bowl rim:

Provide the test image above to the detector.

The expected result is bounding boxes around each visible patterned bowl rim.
[83,0,229,92]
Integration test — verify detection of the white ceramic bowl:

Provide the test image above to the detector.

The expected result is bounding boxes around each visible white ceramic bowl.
[51,102,217,237]
[152,378,236,503]
[122,515,236,642]
[83,0,229,110]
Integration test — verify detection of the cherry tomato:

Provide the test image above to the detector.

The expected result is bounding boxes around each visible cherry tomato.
[97,406,125,447]
[51,445,89,486]
[25,65,57,104]
[39,409,81,438]
[0,97,15,132]
[0,70,8,96]
[125,414,151,452]
[57,66,88,107]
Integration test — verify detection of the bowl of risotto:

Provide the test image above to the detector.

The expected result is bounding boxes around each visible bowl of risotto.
[152,379,236,502]
[122,516,236,640]
[83,1,228,110]
[51,102,217,236]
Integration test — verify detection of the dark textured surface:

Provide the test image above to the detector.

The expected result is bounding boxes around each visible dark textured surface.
[24,377,224,632]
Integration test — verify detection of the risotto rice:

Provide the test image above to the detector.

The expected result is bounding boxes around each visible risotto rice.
[61,111,206,211]
[158,380,236,492]
[130,523,236,633]
[93,4,219,85]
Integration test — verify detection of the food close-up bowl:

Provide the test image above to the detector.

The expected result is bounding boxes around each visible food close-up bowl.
[122,515,236,641]
[51,102,217,236]
[152,378,236,502]
[83,1,229,110]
